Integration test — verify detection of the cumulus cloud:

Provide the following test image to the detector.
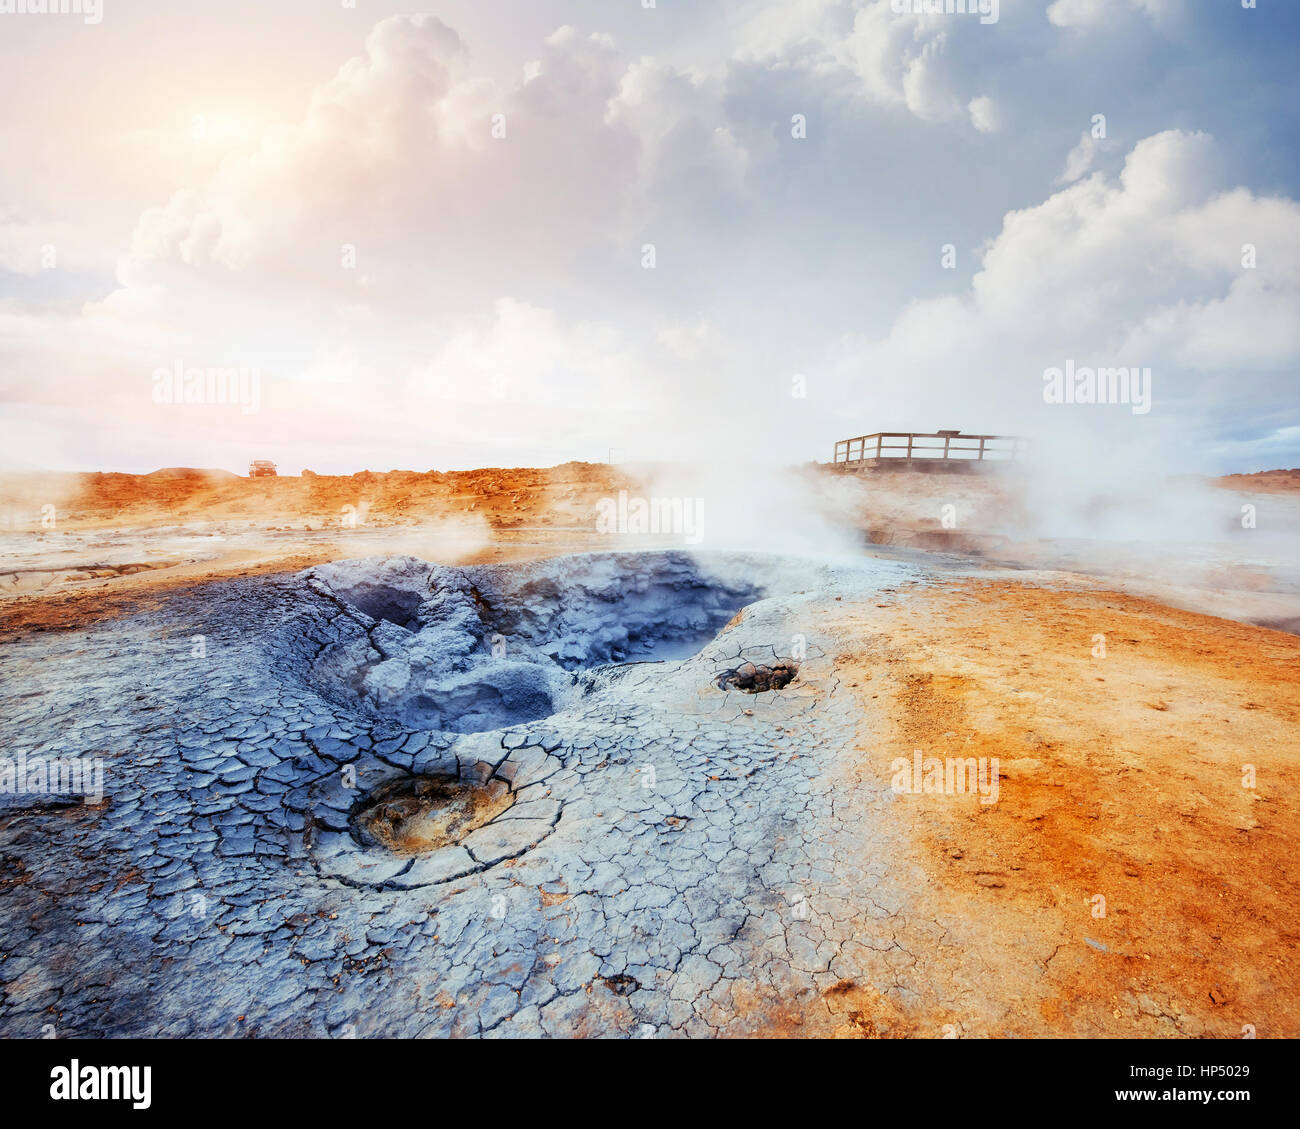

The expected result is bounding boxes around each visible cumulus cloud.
[94,13,760,338]
[734,0,998,127]
[606,59,749,197]
[821,130,1300,465]
[2,14,771,473]
[1,5,1296,477]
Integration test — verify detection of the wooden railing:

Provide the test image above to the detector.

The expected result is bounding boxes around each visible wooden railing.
[832,432,1025,465]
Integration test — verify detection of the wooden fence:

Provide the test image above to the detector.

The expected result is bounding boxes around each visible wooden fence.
[832,431,1025,469]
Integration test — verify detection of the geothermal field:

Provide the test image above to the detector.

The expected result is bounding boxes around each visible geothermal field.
[4,2,1299,1078]
[1,464,1297,1038]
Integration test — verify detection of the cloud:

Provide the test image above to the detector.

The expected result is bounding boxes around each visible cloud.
[821,130,1300,464]
[2,6,1296,477]
[0,213,61,276]
[1047,0,1184,30]
[968,95,1000,134]
[733,0,999,127]
[1057,130,1100,184]
[0,207,110,276]
[605,58,749,197]
[96,13,759,336]
[1,14,770,472]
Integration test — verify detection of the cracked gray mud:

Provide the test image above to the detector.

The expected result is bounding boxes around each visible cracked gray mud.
[0,549,925,1037]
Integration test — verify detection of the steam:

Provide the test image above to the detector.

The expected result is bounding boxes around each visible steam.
[612,429,1300,633]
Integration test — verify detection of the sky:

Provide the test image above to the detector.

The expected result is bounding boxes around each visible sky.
[0,0,1297,475]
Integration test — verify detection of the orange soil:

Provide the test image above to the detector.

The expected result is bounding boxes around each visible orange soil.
[1215,468,1300,495]
[0,461,637,531]
[0,463,640,634]
[794,580,1300,1038]
[2,463,1297,1037]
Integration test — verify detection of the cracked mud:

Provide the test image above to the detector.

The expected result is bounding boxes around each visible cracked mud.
[5,547,1293,1038]
[0,549,921,1037]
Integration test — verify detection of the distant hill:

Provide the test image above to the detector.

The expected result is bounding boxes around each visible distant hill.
[1214,469,1300,494]
[144,467,241,480]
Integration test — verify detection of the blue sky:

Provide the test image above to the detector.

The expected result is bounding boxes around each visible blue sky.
[1,0,1297,474]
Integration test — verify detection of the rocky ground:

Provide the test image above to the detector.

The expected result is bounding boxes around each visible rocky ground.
[1,463,1297,1038]
[2,462,1297,633]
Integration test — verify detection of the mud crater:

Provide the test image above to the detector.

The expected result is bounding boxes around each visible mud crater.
[303,551,770,734]
[715,661,800,693]
[350,774,514,854]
